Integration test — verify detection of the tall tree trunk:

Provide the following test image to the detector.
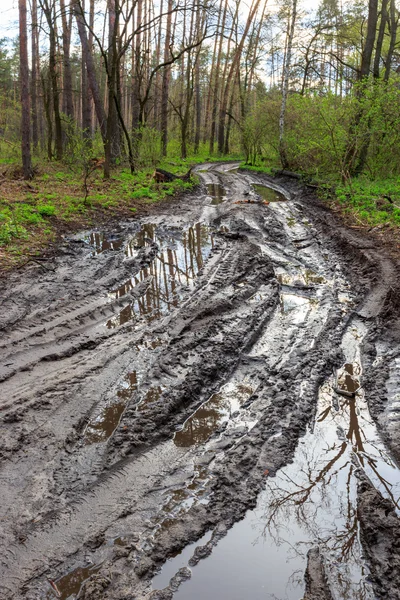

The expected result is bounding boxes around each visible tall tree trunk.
[131,0,142,136]
[209,0,228,154]
[60,0,74,119]
[153,0,164,129]
[373,0,388,78]
[40,0,63,160]
[161,0,173,155]
[31,0,39,150]
[73,0,107,142]
[81,0,91,137]
[279,0,297,169]
[359,0,379,79]
[19,0,32,178]
[384,0,398,82]
[104,0,118,178]
[218,0,262,154]
[344,0,379,177]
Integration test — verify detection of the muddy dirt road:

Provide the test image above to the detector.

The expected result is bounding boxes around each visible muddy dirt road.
[1,163,400,600]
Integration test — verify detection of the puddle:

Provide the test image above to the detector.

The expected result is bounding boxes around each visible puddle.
[252,184,286,202]
[174,380,254,447]
[46,564,101,599]
[161,320,400,599]
[337,362,361,394]
[106,223,214,328]
[277,268,327,287]
[84,371,137,444]
[84,231,123,255]
[206,183,226,205]
[153,530,213,591]
[137,385,164,412]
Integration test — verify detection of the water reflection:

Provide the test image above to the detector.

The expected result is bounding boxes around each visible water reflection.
[84,232,123,255]
[277,268,327,287]
[107,223,214,328]
[168,325,400,600]
[260,367,400,599]
[206,183,226,205]
[84,371,137,444]
[137,385,164,412]
[174,381,254,447]
[252,184,286,202]
[46,564,101,599]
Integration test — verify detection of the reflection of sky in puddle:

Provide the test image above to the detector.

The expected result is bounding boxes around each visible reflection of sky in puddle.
[84,371,137,444]
[174,380,254,447]
[280,293,313,324]
[166,322,400,600]
[83,231,123,255]
[277,267,327,286]
[153,530,213,591]
[46,564,101,600]
[106,223,214,328]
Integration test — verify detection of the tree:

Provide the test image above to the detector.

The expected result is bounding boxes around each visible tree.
[279,0,297,169]
[19,0,32,179]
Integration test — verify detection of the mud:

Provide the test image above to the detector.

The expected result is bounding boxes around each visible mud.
[1,163,400,599]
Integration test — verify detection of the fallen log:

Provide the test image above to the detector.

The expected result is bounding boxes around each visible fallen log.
[153,167,193,183]
[271,168,302,180]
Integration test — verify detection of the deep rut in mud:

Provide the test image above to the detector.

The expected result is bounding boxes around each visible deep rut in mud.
[1,163,400,600]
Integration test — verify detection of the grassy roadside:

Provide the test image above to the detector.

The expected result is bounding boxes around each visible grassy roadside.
[0,153,242,272]
[241,163,400,230]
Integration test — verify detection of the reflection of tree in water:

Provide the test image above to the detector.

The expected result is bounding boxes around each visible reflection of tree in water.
[85,371,137,444]
[107,224,213,328]
[174,391,232,447]
[260,369,399,600]
[174,382,253,447]
[137,386,163,411]
[88,232,123,254]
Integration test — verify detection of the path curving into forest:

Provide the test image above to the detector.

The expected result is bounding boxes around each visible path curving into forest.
[1,164,400,600]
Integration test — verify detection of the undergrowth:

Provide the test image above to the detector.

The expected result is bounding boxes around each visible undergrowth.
[0,149,242,270]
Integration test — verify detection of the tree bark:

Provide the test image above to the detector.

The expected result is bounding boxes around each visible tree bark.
[359,0,379,79]
[73,0,107,142]
[384,0,398,82]
[279,0,297,169]
[209,0,228,154]
[161,0,173,155]
[19,0,32,178]
[40,0,63,160]
[373,0,388,78]
[217,0,261,154]
[31,0,39,150]
[60,0,74,119]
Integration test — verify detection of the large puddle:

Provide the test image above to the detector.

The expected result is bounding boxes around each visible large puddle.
[106,223,214,328]
[152,320,400,599]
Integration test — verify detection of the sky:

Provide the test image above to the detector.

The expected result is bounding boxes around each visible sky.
[0,0,322,40]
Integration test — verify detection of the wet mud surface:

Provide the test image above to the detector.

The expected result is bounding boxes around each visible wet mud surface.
[1,163,400,599]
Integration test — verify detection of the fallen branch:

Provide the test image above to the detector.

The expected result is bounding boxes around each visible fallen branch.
[153,167,193,183]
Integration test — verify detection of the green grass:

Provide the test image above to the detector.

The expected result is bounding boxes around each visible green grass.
[320,177,400,227]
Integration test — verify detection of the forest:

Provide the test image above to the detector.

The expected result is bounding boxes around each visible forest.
[0,0,399,263]
[3,2,400,599]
